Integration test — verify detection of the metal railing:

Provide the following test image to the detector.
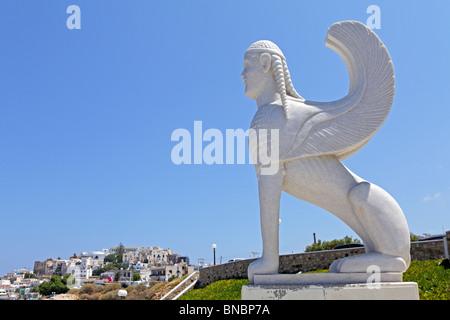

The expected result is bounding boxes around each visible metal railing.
[159,271,198,300]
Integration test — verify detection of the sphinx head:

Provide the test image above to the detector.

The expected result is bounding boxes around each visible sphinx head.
[241,40,303,119]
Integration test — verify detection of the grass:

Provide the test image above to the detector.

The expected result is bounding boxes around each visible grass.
[179,259,450,300]
[403,259,449,300]
[178,278,251,300]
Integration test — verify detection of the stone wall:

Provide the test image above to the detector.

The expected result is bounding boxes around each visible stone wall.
[198,247,365,288]
[410,239,447,261]
[198,233,449,287]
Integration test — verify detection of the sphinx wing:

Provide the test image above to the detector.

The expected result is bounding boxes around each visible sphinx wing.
[285,21,395,161]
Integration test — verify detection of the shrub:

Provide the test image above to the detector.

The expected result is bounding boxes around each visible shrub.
[67,288,80,295]
[168,275,178,282]
[81,292,101,300]
[79,283,98,295]
[305,235,361,252]
[100,289,122,300]
[135,282,149,292]
[100,283,123,294]
[133,273,141,281]
[403,259,450,300]
[38,275,69,296]
[124,290,144,300]
[142,282,166,300]
[179,279,251,300]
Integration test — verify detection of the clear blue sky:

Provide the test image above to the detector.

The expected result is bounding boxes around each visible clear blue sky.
[1,1,449,275]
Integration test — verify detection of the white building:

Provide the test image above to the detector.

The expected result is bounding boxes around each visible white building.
[149,262,194,282]
[132,262,149,270]
[138,270,152,282]
[0,280,11,286]
[63,259,94,288]
[80,250,108,263]
[137,246,173,265]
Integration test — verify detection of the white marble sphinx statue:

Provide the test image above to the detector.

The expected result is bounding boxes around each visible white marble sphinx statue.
[241,21,411,284]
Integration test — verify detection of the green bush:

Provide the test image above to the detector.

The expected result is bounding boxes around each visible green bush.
[133,273,141,281]
[72,281,168,300]
[92,262,128,276]
[99,283,123,293]
[38,275,69,296]
[305,235,361,252]
[179,279,251,300]
[79,283,99,295]
[403,260,450,300]
[100,289,122,300]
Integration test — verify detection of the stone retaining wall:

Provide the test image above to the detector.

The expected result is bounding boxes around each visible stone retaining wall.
[198,234,449,287]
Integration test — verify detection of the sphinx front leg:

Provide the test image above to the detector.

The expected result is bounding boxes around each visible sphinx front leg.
[248,167,284,284]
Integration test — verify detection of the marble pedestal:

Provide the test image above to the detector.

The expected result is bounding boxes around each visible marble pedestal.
[241,274,419,300]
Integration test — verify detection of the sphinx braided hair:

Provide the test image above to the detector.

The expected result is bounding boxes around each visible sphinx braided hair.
[271,55,289,119]
[271,54,304,119]
[282,59,303,102]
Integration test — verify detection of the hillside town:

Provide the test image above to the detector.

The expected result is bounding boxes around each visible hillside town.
[0,245,194,300]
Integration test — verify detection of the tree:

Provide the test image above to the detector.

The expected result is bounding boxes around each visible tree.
[133,273,141,281]
[63,273,75,288]
[38,275,69,296]
[410,233,421,242]
[104,254,116,263]
[168,275,178,282]
[117,242,125,263]
[118,242,125,254]
[92,262,128,276]
[305,235,361,252]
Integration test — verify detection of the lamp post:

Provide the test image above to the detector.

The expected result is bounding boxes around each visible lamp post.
[212,244,217,265]
[118,289,127,300]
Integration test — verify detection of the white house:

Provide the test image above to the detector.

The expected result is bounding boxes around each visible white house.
[132,262,148,270]
[0,280,11,286]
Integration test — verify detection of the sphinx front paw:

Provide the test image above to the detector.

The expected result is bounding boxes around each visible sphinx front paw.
[248,257,279,284]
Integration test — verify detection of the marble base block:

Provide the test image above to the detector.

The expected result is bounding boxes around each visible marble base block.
[241,282,419,300]
[253,272,403,285]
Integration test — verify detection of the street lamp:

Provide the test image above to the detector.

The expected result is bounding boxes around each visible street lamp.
[212,244,217,265]
[118,289,127,300]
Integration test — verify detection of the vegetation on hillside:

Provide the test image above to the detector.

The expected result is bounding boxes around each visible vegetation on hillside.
[37,275,71,296]
[305,234,425,252]
[53,259,449,300]
[92,262,128,276]
[92,243,128,276]
[66,276,184,300]
[305,235,361,252]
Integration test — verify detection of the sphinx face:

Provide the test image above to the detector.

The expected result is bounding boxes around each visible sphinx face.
[241,53,266,100]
